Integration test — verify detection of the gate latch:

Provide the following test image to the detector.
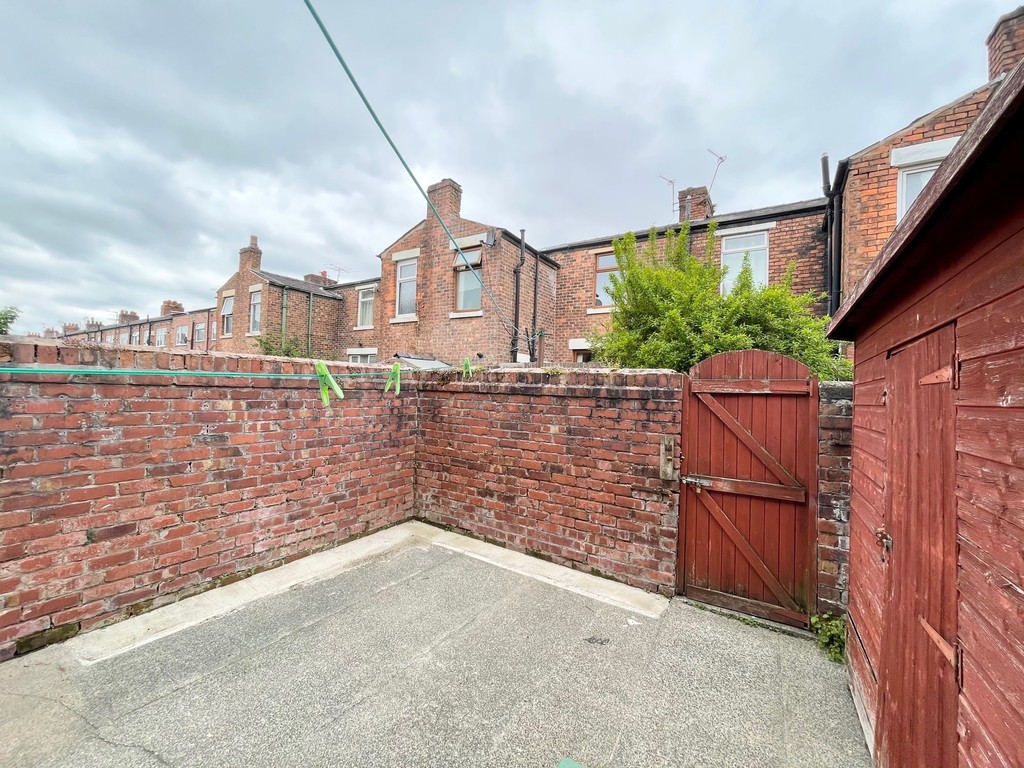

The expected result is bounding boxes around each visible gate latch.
[683,475,713,493]
[874,526,893,561]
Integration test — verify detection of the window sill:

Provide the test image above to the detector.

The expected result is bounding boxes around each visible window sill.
[221,334,233,339]
[245,331,261,337]
[390,315,418,324]
[586,306,613,315]
[352,325,374,331]
[449,310,482,319]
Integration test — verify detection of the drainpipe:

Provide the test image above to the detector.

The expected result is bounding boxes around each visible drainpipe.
[307,291,314,357]
[530,241,540,362]
[511,229,526,362]
[281,286,288,347]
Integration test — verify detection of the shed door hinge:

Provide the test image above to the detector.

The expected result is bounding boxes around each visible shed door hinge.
[918,353,960,389]
[918,615,962,689]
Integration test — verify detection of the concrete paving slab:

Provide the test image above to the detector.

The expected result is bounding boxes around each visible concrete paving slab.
[0,522,869,767]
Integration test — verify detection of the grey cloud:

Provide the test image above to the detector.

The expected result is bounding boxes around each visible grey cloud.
[0,0,1012,333]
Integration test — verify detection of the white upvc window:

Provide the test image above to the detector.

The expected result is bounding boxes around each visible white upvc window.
[721,231,769,295]
[249,288,261,334]
[210,320,217,340]
[395,259,417,318]
[155,328,168,346]
[357,287,375,328]
[454,248,482,312]
[194,323,206,343]
[106,333,114,343]
[130,329,140,345]
[119,332,129,344]
[347,347,378,364]
[891,136,960,222]
[175,326,188,346]
[221,296,234,337]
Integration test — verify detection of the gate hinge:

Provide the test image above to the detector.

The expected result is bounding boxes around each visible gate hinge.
[952,352,961,390]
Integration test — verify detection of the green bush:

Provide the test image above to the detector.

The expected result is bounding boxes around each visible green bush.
[0,306,19,335]
[589,225,851,379]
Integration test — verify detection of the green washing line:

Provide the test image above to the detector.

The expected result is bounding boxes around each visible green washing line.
[0,366,392,380]
[299,0,539,345]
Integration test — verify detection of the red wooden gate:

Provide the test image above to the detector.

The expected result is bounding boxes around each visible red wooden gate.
[677,350,818,627]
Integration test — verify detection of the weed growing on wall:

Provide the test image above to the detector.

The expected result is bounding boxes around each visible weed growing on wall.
[810,612,847,663]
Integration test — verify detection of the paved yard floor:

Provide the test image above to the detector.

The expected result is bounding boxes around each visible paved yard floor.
[0,524,870,767]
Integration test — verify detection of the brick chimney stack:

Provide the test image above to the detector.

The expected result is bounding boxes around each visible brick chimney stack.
[85,319,101,331]
[160,300,185,316]
[43,327,59,339]
[678,186,714,222]
[303,271,336,287]
[239,234,263,275]
[426,179,463,226]
[988,6,1024,80]
[61,322,80,335]
[117,310,140,324]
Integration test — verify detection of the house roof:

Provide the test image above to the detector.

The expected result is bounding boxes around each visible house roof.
[255,270,343,299]
[540,198,827,254]
[829,60,1024,339]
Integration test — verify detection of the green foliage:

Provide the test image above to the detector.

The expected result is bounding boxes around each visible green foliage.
[810,612,847,663]
[254,332,307,358]
[589,226,851,380]
[0,306,19,335]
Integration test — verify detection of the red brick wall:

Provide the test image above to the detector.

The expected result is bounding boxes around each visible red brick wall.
[415,369,683,594]
[817,382,852,615]
[259,287,345,360]
[987,6,1024,81]
[840,85,992,298]
[375,187,557,367]
[0,341,415,659]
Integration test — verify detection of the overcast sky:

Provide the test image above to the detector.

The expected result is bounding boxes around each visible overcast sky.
[0,0,1010,333]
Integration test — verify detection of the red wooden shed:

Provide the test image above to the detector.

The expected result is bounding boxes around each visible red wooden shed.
[829,61,1024,768]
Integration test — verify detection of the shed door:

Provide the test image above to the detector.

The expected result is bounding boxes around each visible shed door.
[677,350,817,628]
[876,324,958,767]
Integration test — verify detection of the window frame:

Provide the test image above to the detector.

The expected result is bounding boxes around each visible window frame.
[720,230,769,296]
[175,326,188,346]
[357,287,375,328]
[454,248,483,312]
[155,328,168,347]
[394,258,417,319]
[221,295,234,337]
[130,329,140,345]
[896,162,941,222]
[593,250,619,308]
[194,323,206,343]
[248,288,261,334]
[119,332,129,344]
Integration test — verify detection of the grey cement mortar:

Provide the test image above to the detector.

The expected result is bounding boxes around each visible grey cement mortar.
[0,545,869,768]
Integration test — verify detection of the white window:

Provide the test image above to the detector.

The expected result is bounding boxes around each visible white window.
[119,332,129,344]
[155,328,167,346]
[721,231,769,295]
[897,164,940,221]
[106,333,114,343]
[347,347,378,365]
[357,287,375,328]
[194,323,206,342]
[594,252,618,306]
[454,249,482,312]
[211,321,217,340]
[221,296,234,336]
[175,326,188,346]
[395,259,417,317]
[891,136,959,222]
[249,289,261,333]
[130,329,140,345]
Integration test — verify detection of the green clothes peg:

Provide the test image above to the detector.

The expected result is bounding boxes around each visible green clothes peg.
[384,362,401,395]
[314,360,344,405]
[462,358,472,378]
